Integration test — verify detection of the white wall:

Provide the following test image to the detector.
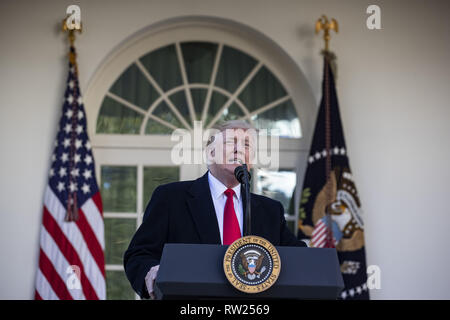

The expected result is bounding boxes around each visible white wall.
[1,0,449,299]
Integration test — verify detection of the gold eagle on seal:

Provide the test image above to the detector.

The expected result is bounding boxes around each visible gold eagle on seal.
[240,249,265,280]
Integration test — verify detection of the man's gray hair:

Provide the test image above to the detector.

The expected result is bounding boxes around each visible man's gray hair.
[206,120,257,147]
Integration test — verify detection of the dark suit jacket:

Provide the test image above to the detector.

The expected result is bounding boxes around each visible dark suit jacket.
[123,171,306,298]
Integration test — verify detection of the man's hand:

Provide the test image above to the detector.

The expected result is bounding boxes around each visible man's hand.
[144,265,159,299]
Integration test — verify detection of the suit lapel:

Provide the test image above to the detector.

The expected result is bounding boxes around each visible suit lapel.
[186,172,221,244]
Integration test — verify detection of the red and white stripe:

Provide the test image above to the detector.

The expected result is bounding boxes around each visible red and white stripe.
[35,186,105,300]
[311,218,337,248]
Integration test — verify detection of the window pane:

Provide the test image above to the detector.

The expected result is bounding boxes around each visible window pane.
[206,91,228,126]
[150,101,184,133]
[106,270,135,300]
[216,102,244,123]
[139,44,182,91]
[145,117,175,135]
[96,96,143,134]
[251,99,301,138]
[239,66,287,113]
[101,166,137,212]
[215,45,257,93]
[104,218,136,265]
[181,42,217,84]
[109,64,159,111]
[191,88,207,120]
[143,166,180,209]
[168,91,191,125]
[254,168,296,213]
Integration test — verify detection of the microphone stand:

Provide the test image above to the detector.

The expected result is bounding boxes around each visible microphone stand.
[235,164,251,236]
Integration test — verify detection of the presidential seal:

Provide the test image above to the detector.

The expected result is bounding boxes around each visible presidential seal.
[223,236,281,294]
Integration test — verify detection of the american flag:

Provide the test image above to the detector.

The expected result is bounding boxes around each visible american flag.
[311,217,338,248]
[35,47,105,300]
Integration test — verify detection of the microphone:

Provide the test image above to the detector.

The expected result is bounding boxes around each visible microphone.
[234,164,251,236]
[234,165,251,185]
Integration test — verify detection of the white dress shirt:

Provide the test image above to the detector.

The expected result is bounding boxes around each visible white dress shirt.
[208,171,244,244]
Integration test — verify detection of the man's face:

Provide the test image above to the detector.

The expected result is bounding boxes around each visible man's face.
[209,128,256,177]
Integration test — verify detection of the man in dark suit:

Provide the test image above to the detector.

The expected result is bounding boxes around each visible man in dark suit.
[124,120,306,299]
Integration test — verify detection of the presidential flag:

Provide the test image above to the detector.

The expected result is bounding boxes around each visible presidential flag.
[297,53,369,299]
[35,46,106,300]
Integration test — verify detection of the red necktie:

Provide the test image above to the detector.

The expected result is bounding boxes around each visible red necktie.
[223,188,241,245]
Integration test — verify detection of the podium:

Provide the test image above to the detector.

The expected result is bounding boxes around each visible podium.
[154,243,344,300]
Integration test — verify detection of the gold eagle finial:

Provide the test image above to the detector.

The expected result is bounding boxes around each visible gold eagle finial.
[62,15,83,72]
[62,16,82,47]
[315,15,338,52]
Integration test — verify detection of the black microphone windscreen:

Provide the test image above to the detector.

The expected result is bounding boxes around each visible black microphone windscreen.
[234,165,251,184]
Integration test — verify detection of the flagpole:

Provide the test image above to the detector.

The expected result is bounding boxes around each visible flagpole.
[62,16,82,222]
[62,16,82,75]
[316,15,338,78]
[316,15,338,248]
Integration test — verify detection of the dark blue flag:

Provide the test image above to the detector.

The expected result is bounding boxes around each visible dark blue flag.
[297,53,369,300]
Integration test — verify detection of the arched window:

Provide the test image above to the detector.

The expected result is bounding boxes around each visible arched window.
[84,17,316,299]
[96,42,301,137]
